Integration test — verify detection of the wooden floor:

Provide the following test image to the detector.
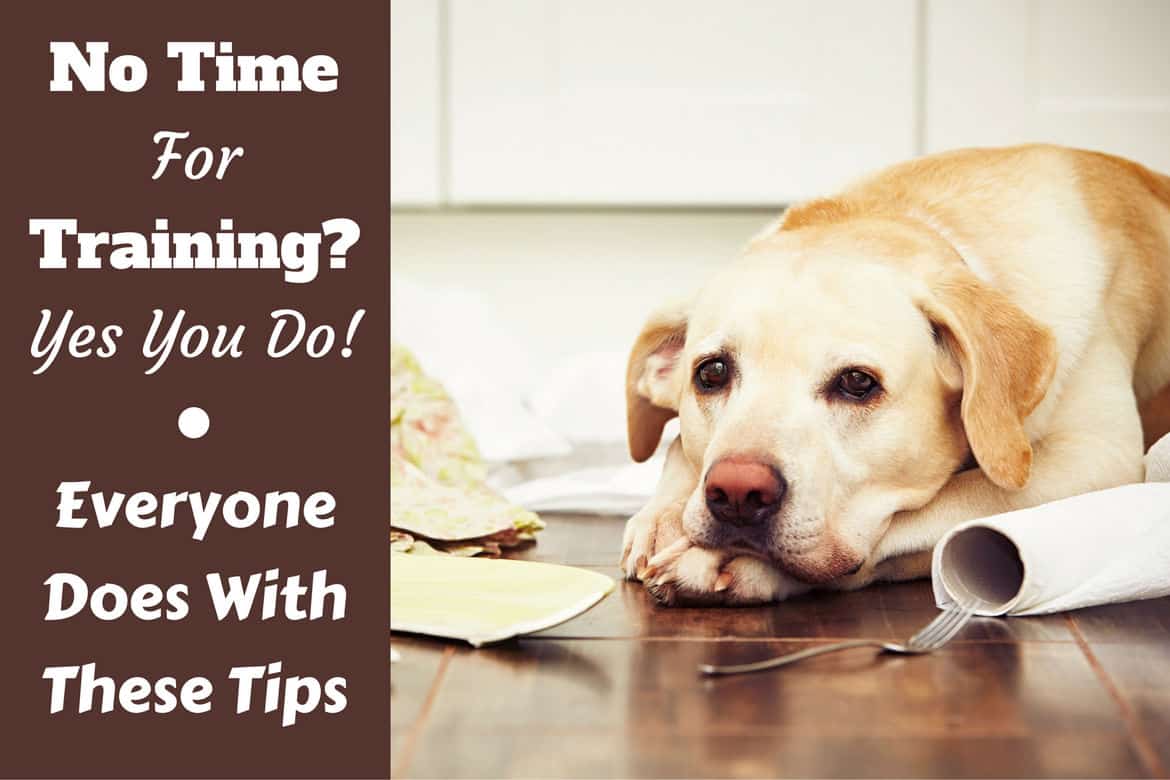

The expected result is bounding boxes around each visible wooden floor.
[391,515,1170,778]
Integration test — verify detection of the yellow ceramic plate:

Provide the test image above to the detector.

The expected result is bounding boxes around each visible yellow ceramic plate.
[391,553,615,646]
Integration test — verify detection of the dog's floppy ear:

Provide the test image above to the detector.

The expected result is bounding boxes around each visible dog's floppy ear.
[626,300,689,462]
[918,267,1057,489]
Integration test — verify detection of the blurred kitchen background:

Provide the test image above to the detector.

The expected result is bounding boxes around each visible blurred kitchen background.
[391,0,1170,498]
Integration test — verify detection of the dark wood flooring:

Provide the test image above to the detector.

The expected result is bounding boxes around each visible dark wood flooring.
[391,515,1170,778]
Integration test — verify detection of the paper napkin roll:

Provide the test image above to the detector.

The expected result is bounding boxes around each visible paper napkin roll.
[932,480,1170,616]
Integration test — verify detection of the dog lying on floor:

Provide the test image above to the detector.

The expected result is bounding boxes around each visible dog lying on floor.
[620,144,1170,605]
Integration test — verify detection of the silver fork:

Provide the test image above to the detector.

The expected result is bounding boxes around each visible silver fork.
[698,601,976,676]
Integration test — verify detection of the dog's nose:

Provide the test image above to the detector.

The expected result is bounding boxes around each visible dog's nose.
[704,457,786,526]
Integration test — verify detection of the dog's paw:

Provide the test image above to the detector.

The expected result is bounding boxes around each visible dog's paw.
[641,538,807,606]
[620,498,686,581]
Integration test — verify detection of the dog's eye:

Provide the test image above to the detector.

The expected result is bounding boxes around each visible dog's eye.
[695,358,730,391]
[836,369,879,400]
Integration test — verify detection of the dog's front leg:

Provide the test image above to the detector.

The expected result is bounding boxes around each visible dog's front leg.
[641,539,810,606]
[620,438,694,580]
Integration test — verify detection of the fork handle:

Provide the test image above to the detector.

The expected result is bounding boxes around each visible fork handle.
[698,640,880,676]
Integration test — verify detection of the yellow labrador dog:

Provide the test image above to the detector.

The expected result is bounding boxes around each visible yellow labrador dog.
[621,144,1170,606]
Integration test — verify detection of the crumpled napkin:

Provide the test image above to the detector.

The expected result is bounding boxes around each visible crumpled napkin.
[391,343,544,555]
[495,421,680,516]
[499,455,668,516]
[933,433,1170,615]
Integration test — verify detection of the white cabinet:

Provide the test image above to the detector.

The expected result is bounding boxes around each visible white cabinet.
[389,1,1170,207]
[926,0,1170,171]
[447,0,918,205]
[391,0,442,205]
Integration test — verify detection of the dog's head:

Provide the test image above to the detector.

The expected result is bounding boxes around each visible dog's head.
[626,217,1056,583]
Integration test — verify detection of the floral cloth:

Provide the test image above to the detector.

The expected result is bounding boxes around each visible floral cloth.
[391,343,543,555]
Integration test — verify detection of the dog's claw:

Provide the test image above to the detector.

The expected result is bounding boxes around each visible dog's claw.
[714,571,733,592]
[647,580,677,605]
